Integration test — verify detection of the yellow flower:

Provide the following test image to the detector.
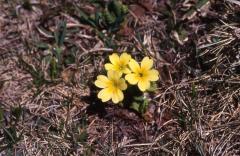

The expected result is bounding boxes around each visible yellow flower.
[125,57,159,91]
[105,53,131,75]
[95,70,127,103]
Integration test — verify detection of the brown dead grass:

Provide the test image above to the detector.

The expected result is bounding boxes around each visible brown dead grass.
[0,0,240,155]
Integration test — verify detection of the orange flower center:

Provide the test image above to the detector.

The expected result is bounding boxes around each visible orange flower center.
[138,70,146,78]
[118,63,125,70]
[112,81,119,88]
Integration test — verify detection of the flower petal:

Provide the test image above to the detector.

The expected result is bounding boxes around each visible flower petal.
[112,89,124,103]
[128,59,140,73]
[125,73,139,85]
[138,79,150,91]
[120,53,131,65]
[141,57,153,70]
[118,78,127,90]
[98,88,112,102]
[122,67,131,74]
[105,63,115,71]
[109,53,120,65]
[107,70,121,80]
[146,69,159,81]
[95,75,110,88]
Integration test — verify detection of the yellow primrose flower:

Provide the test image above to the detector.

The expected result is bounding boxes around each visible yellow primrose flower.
[95,70,127,103]
[105,53,131,75]
[125,57,159,92]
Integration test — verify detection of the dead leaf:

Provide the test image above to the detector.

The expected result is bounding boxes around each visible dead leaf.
[156,109,172,128]
[143,111,153,122]
[129,4,146,20]
[159,65,175,84]
[137,0,155,12]
[143,103,155,122]
[118,23,134,37]
[61,68,76,84]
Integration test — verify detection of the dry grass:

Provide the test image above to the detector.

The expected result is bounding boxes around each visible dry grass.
[0,0,240,155]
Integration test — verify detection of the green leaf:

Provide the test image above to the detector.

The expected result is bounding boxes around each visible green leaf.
[130,96,149,114]
[78,10,97,28]
[133,96,144,101]
[90,0,106,7]
[78,130,88,143]
[130,102,140,112]
[94,12,102,27]
[35,42,49,50]
[121,4,128,15]
[108,0,122,17]
[43,54,52,65]
[11,106,22,123]
[147,82,158,92]
[50,58,58,80]
[4,127,18,147]
[18,57,46,87]
[103,10,116,25]
[191,83,197,98]
[54,47,62,63]
[54,21,67,47]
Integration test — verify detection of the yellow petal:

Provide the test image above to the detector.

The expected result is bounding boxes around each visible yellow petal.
[105,63,115,71]
[122,67,131,74]
[107,70,121,80]
[95,75,110,88]
[120,53,131,65]
[141,57,153,70]
[138,79,150,91]
[118,78,127,90]
[112,89,124,103]
[109,53,120,65]
[128,59,140,73]
[146,69,159,81]
[125,73,139,85]
[98,88,112,102]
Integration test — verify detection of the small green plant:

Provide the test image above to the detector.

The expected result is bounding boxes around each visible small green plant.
[46,20,76,79]
[0,106,23,152]
[80,0,128,32]
[77,0,128,48]
[130,95,149,114]
[47,20,67,80]
[18,57,47,88]
[20,20,75,86]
